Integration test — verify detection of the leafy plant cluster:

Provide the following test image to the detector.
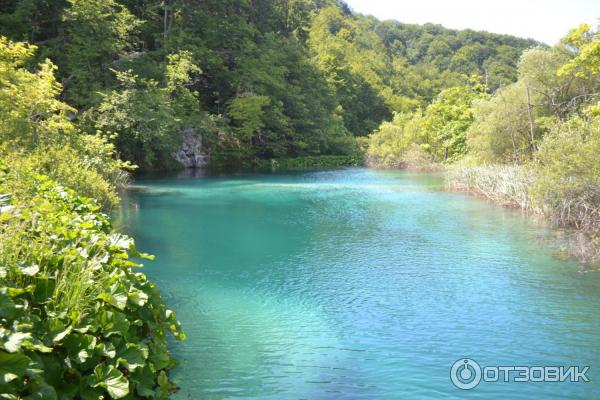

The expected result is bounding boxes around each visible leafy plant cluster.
[0,37,129,208]
[0,161,185,399]
[0,35,184,398]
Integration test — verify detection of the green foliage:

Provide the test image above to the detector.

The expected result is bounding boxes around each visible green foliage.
[0,0,536,169]
[91,51,206,170]
[558,24,600,79]
[0,164,184,399]
[418,82,489,161]
[0,37,73,147]
[0,37,128,208]
[518,46,575,118]
[8,143,124,208]
[308,6,392,135]
[92,70,184,170]
[223,32,353,160]
[253,155,364,171]
[0,35,186,398]
[227,93,271,139]
[367,81,487,167]
[363,20,593,177]
[62,0,141,107]
[366,113,423,168]
[531,116,600,232]
[466,23,599,165]
[466,82,534,164]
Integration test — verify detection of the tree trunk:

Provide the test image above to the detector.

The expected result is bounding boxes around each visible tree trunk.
[526,87,537,153]
[508,120,520,165]
[163,2,169,41]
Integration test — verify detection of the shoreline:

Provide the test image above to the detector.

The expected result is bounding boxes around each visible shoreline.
[445,165,599,268]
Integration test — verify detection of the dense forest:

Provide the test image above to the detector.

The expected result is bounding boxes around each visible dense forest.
[0,0,538,170]
[0,0,598,398]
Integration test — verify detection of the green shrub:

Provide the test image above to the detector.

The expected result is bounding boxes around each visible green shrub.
[366,83,487,168]
[0,163,184,399]
[531,117,600,233]
[366,113,422,168]
[5,144,124,209]
[0,37,131,209]
[366,112,440,170]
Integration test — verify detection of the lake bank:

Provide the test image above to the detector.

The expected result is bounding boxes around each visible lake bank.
[446,164,600,267]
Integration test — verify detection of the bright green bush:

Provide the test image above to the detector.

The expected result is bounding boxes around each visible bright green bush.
[366,113,423,168]
[0,37,130,209]
[366,82,486,168]
[531,117,600,232]
[0,163,184,399]
[4,143,125,209]
[466,82,534,164]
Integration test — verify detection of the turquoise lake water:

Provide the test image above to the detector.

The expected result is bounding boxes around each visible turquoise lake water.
[118,168,600,399]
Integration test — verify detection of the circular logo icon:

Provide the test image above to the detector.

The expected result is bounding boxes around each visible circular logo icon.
[450,358,482,390]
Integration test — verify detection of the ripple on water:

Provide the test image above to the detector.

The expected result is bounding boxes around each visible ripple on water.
[119,168,600,399]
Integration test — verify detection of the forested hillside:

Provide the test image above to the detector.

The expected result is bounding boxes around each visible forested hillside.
[0,0,537,169]
[366,23,599,262]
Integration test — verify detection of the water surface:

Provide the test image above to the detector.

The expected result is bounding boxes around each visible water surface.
[118,168,600,399]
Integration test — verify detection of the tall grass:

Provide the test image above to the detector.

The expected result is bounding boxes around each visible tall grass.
[446,164,535,210]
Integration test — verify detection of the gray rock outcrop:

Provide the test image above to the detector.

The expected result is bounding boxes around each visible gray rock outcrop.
[172,128,209,168]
